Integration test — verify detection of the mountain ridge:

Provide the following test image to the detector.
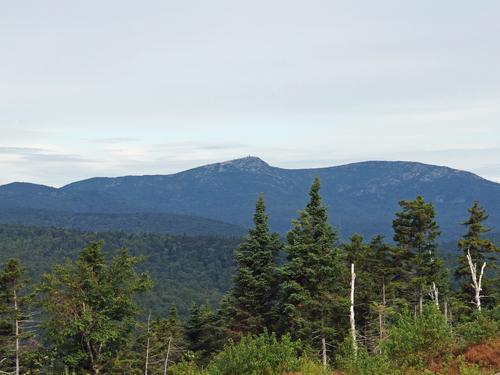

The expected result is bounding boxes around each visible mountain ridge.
[0,157,498,240]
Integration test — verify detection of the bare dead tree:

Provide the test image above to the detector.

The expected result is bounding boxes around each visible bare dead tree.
[429,282,439,310]
[163,336,172,375]
[321,337,327,369]
[350,263,358,356]
[466,249,486,311]
[13,288,19,375]
[144,311,151,375]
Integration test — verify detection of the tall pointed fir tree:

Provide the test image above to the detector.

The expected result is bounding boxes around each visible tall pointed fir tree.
[225,195,282,336]
[455,202,499,310]
[278,177,344,358]
[392,196,446,314]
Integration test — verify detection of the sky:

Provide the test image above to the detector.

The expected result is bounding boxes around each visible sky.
[1,0,499,186]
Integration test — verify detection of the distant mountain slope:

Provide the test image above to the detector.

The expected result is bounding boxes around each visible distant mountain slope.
[1,157,499,240]
[0,208,246,236]
[0,224,241,317]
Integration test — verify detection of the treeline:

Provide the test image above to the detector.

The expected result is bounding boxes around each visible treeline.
[0,178,499,374]
[0,208,246,237]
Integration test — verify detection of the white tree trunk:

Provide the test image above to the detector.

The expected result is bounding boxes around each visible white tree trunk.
[430,282,439,310]
[466,249,486,311]
[444,298,448,323]
[144,311,151,375]
[14,288,19,375]
[350,263,358,356]
[163,336,172,375]
[321,337,327,369]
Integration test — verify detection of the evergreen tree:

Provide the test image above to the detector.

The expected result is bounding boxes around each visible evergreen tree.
[184,303,225,363]
[278,178,344,355]
[456,202,499,309]
[392,196,445,314]
[225,195,281,336]
[38,242,151,374]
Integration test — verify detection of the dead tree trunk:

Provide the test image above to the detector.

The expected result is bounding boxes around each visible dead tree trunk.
[379,279,387,342]
[144,311,151,375]
[163,336,172,375]
[444,298,448,323]
[14,288,19,375]
[466,249,486,311]
[321,337,327,369]
[350,263,358,356]
[430,282,439,310]
[418,292,423,315]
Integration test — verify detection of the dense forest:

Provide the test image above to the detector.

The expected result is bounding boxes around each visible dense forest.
[0,178,498,374]
[0,225,241,317]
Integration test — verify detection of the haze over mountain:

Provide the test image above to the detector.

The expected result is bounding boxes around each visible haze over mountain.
[0,157,498,240]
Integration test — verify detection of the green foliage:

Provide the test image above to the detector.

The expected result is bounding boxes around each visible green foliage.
[382,305,453,369]
[38,241,151,374]
[169,360,203,375]
[456,356,487,375]
[336,339,400,375]
[456,306,500,346]
[206,332,302,375]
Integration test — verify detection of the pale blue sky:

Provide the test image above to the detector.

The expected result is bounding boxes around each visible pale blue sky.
[1,0,499,186]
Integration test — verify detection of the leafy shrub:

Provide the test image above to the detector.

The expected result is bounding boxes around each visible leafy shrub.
[382,304,453,369]
[336,338,400,375]
[205,332,302,375]
[169,360,204,375]
[456,307,500,346]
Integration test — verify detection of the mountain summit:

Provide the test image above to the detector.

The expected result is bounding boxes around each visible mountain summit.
[0,158,498,240]
[189,156,272,175]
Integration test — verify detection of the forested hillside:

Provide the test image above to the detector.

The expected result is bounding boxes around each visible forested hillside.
[0,208,246,236]
[0,224,241,316]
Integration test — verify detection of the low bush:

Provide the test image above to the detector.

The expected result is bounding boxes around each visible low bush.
[205,332,302,375]
[382,304,454,369]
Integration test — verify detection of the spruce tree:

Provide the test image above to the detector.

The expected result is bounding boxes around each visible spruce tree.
[184,303,225,362]
[455,202,499,309]
[392,196,445,314]
[278,178,344,355]
[225,195,281,335]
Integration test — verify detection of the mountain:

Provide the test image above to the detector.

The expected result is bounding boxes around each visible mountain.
[0,208,246,236]
[1,157,499,240]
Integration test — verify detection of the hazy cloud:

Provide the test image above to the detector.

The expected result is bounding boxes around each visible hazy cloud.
[0,1,499,185]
